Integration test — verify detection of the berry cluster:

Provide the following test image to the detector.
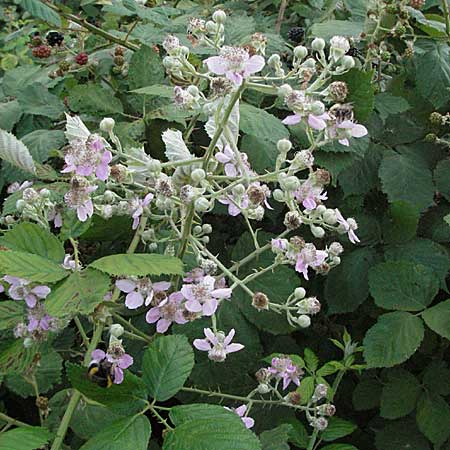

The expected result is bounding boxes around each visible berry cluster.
[75,52,89,65]
[46,31,64,47]
[32,45,52,59]
[287,27,305,43]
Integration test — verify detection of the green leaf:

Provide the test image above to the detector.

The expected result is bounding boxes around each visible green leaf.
[240,103,289,143]
[169,404,236,425]
[352,377,382,411]
[363,311,424,368]
[131,85,174,97]
[414,41,450,108]
[368,261,439,311]
[0,250,68,283]
[384,238,450,289]
[2,66,50,98]
[260,424,293,450]
[321,445,358,450]
[128,45,165,90]
[374,93,410,122]
[142,335,194,401]
[0,340,38,375]
[325,247,378,314]
[423,360,450,396]
[284,418,308,448]
[379,150,434,211]
[163,415,261,450]
[321,417,357,442]
[17,83,64,119]
[434,158,450,202]
[0,426,51,450]
[382,201,420,244]
[67,363,148,415]
[79,415,151,450]
[0,130,36,174]
[309,20,364,39]
[296,376,315,405]
[334,69,375,121]
[68,84,123,115]
[380,368,421,419]
[304,348,319,372]
[45,269,110,317]
[422,299,450,339]
[0,301,24,331]
[6,347,62,397]
[0,100,23,131]
[241,134,278,172]
[416,391,450,445]
[21,130,65,163]
[20,0,61,26]
[375,418,430,450]
[59,210,92,240]
[0,222,65,262]
[89,253,183,277]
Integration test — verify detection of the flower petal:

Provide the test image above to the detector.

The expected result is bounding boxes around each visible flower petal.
[91,349,106,361]
[156,318,171,333]
[146,307,161,323]
[244,55,265,74]
[115,279,137,293]
[193,338,212,351]
[125,291,144,309]
[351,124,368,138]
[282,114,301,125]
[202,298,218,316]
[204,56,228,75]
[226,343,245,353]
[118,354,133,369]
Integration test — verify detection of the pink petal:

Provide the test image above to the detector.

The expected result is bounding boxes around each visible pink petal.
[244,55,265,74]
[204,328,218,344]
[156,318,171,333]
[202,298,218,316]
[193,338,212,351]
[118,354,133,369]
[185,299,202,313]
[91,349,106,361]
[224,328,236,345]
[351,124,368,138]
[25,294,37,308]
[125,291,144,309]
[224,163,238,177]
[308,114,327,130]
[146,307,161,323]
[282,114,301,125]
[211,288,232,299]
[142,193,154,206]
[226,71,243,86]
[303,197,317,210]
[153,281,171,292]
[77,205,88,222]
[338,138,350,146]
[242,417,255,429]
[226,343,244,353]
[204,56,228,75]
[31,285,51,298]
[115,279,137,293]
[215,152,231,164]
[234,405,246,417]
[95,163,109,181]
[113,367,124,384]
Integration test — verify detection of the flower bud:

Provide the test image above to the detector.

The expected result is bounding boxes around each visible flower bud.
[194,197,211,212]
[311,38,325,52]
[205,20,218,33]
[316,205,327,215]
[232,184,246,196]
[202,235,210,244]
[313,383,328,400]
[328,242,343,256]
[293,45,308,59]
[281,176,300,192]
[311,225,325,238]
[191,168,206,183]
[267,54,281,67]
[252,292,269,311]
[294,287,306,299]
[16,199,26,212]
[257,383,271,394]
[22,188,39,202]
[187,85,199,97]
[322,209,337,224]
[193,225,203,234]
[302,58,316,69]
[110,323,124,338]
[23,337,34,348]
[147,159,162,174]
[341,55,355,69]
[100,117,115,132]
[212,9,227,24]
[285,391,302,405]
[273,189,285,202]
[277,139,292,154]
[180,46,190,57]
[39,188,51,198]
[310,101,325,115]
[103,190,115,203]
[277,84,293,97]
[296,314,311,328]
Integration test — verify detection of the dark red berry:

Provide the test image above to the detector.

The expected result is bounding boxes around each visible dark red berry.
[46,31,64,47]
[32,45,52,59]
[75,52,89,65]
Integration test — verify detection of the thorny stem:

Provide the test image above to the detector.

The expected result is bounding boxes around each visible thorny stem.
[0,412,32,429]
[73,316,89,348]
[307,429,319,450]
[29,375,43,426]
[149,401,174,431]
[275,0,288,33]
[181,386,312,412]
[112,312,152,343]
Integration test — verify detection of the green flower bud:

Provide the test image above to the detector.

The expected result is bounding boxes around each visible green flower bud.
[311,38,325,52]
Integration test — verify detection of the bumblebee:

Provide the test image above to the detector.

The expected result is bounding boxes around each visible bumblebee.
[87,359,115,388]
[329,103,354,123]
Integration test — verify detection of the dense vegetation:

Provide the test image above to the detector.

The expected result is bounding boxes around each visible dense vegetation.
[0,1,449,449]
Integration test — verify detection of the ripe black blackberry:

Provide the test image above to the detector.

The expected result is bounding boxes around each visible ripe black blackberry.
[287,27,305,43]
[346,47,361,57]
[46,31,64,47]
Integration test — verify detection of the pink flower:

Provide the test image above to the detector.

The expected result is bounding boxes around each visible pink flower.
[61,135,112,181]
[3,276,51,308]
[218,193,249,217]
[327,120,368,146]
[193,328,244,362]
[271,238,288,253]
[129,193,153,230]
[282,112,330,131]
[146,291,188,333]
[116,277,171,309]
[7,181,33,194]
[294,180,328,210]
[64,183,98,222]
[335,209,360,244]
[215,145,253,177]
[26,303,57,333]
[224,405,255,429]
[91,347,133,385]
[205,46,265,86]
[295,244,327,280]
[268,357,303,390]
[181,275,231,316]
